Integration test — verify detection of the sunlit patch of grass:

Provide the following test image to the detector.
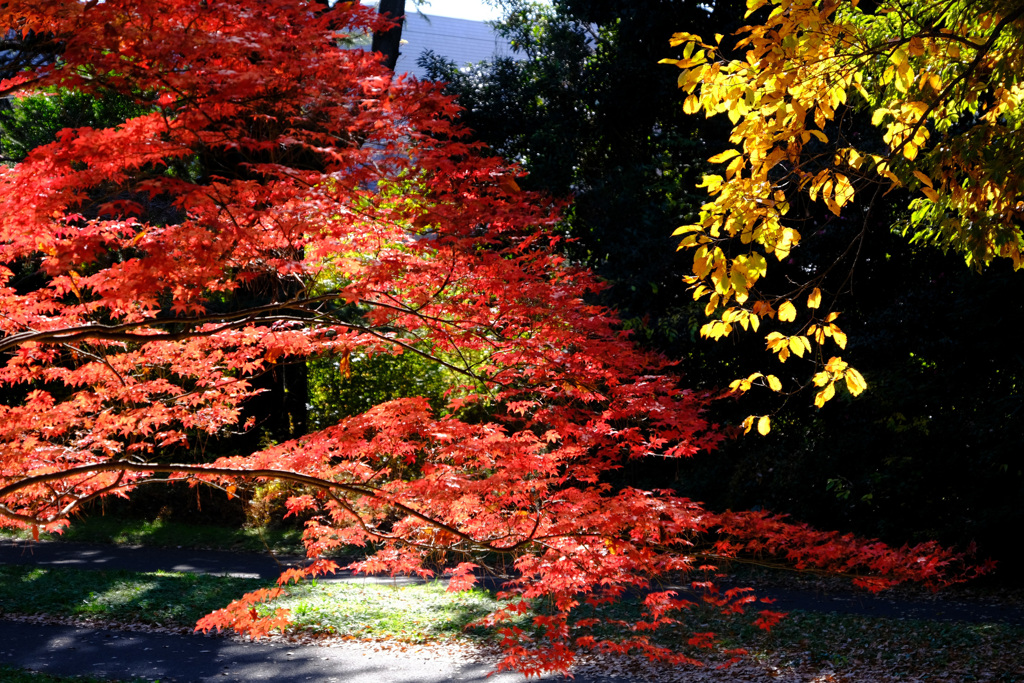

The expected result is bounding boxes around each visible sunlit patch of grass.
[274,580,527,643]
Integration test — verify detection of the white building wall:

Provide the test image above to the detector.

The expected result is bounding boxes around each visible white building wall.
[394,13,516,79]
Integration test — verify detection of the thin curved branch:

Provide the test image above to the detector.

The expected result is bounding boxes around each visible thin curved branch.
[0,461,486,550]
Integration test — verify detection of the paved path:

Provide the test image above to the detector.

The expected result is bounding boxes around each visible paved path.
[1,538,1021,682]
[0,619,588,682]
[0,538,299,579]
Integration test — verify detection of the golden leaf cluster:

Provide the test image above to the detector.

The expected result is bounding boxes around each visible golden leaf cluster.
[663,0,1024,432]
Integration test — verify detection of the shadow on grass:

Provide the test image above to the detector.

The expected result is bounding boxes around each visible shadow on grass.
[0,565,264,626]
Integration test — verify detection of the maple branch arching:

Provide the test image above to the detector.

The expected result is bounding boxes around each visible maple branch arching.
[0,461,492,550]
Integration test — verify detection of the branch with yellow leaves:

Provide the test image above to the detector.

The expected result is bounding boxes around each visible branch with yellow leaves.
[662,0,1024,431]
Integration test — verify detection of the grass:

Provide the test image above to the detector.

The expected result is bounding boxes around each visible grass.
[275,580,519,642]
[0,564,518,642]
[0,516,306,555]
[0,565,265,626]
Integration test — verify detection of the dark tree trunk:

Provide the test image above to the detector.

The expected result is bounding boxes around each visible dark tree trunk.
[371,0,406,71]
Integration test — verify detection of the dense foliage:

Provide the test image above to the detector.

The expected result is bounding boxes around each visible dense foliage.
[422,0,1024,575]
[420,0,743,331]
[0,0,991,675]
[664,0,1024,414]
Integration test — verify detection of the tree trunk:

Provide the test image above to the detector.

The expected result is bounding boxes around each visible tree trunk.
[371,0,406,71]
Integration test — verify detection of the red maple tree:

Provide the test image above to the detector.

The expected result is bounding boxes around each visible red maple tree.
[0,0,984,675]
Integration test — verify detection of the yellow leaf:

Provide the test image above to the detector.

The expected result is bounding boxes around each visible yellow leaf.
[708,149,741,164]
[726,154,745,179]
[757,415,771,435]
[812,371,830,387]
[823,178,842,215]
[807,287,821,309]
[789,336,806,357]
[833,173,854,207]
[830,326,847,349]
[705,296,719,317]
[742,415,755,434]
[744,0,769,18]
[729,378,751,392]
[808,171,828,202]
[701,320,733,340]
[697,174,724,191]
[668,31,703,46]
[824,356,849,374]
[845,367,868,395]
[814,381,835,408]
[815,328,827,344]
[767,374,782,391]
[684,94,701,115]
[912,170,933,188]
[773,228,799,260]
[778,300,797,322]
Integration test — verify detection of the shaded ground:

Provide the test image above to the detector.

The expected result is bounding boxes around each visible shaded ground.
[1,538,1022,682]
[0,618,571,683]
